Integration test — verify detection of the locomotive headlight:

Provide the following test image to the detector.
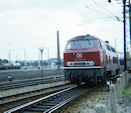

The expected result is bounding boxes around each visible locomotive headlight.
[76,53,82,58]
[67,62,73,66]
[87,61,95,66]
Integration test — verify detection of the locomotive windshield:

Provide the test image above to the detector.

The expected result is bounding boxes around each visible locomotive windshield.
[66,40,79,49]
[66,39,95,49]
[81,40,94,49]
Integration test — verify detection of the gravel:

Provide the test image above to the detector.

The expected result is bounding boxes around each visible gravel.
[120,96,131,113]
[55,85,131,113]
[55,86,109,113]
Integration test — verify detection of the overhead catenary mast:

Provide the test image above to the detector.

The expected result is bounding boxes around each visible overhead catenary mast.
[129,0,131,49]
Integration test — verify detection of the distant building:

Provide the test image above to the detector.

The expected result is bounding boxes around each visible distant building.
[48,58,63,68]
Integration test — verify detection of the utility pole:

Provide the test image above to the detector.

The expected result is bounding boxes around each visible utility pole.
[24,49,27,67]
[115,37,117,51]
[57,30,61,69]
[8,49,13,64]
[129,0,131,49]
[38,48,40,68]
[47,48,50,68]
[39,48,44,76]
[108,0,127,70]
[123,0,127,70]
[8,50,11,64]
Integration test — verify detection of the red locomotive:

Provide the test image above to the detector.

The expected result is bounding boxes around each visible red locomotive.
[63,34,119,85]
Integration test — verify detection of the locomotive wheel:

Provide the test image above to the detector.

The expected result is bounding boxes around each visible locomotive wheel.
[105,71,111,81]
[86,78,97,87]
[94,78,97,86]
[70,78,75,84]
[94,71,97,86]
[70,77,77,84]
[77,77,82,85]
[103,71,109,83]
[76,81,80,85]
[86,80,94,87]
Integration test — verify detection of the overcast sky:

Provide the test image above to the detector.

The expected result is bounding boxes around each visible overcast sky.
[0,0,125,61]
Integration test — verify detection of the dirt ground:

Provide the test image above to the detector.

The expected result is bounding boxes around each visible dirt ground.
[55,86,109,113]
[120,83,131,113]
[120,96,131,113]
[55,85,131,113]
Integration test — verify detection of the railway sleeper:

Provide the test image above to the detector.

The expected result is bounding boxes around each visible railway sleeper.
[47,100,62,103]
[53,99,67,101]
[32,105,52,109]
[26,107,47,112]
[39,103,56,106]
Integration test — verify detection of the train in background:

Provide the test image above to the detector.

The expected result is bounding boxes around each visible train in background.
[0,63,21,70]
[63,34,122,85]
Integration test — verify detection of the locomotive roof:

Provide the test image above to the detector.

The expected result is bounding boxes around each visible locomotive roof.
[68,34,98,41]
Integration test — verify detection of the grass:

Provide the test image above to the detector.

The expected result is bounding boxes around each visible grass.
[123,88,131,96]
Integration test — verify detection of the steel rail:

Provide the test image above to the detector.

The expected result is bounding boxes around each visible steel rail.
[4,85,78,113]
[0,76,65,90]
[45,89,88,113]
[0,84,72,105]
[0,75,63,86]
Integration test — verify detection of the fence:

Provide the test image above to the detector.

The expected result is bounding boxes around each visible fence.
[95,71,130,113]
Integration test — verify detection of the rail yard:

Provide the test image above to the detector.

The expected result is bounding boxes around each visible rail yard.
[0,0,131,113]
[0,69,130,113]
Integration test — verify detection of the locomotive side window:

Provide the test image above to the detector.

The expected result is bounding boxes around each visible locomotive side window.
[81,40,94,49]
[99,41,102,49]
[101,41,106,50]
[111,47,116,53]
[106,45,111,51]
[113,57,118,63]
[114,49,116,53]
[66,41,79,49]
[111,47,113,52]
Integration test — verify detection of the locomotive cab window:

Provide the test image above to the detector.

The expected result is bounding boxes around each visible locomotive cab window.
[66,40,95,50]
[66,41,79,49]
[80,40,94,49]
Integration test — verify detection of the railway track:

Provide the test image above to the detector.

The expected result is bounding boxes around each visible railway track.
[4,85,91,113]
[1,73,119,112]
[0,84,75,112]
[0,75,64,90]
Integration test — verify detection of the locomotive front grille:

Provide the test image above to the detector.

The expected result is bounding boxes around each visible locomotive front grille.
[67,61,94,67]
